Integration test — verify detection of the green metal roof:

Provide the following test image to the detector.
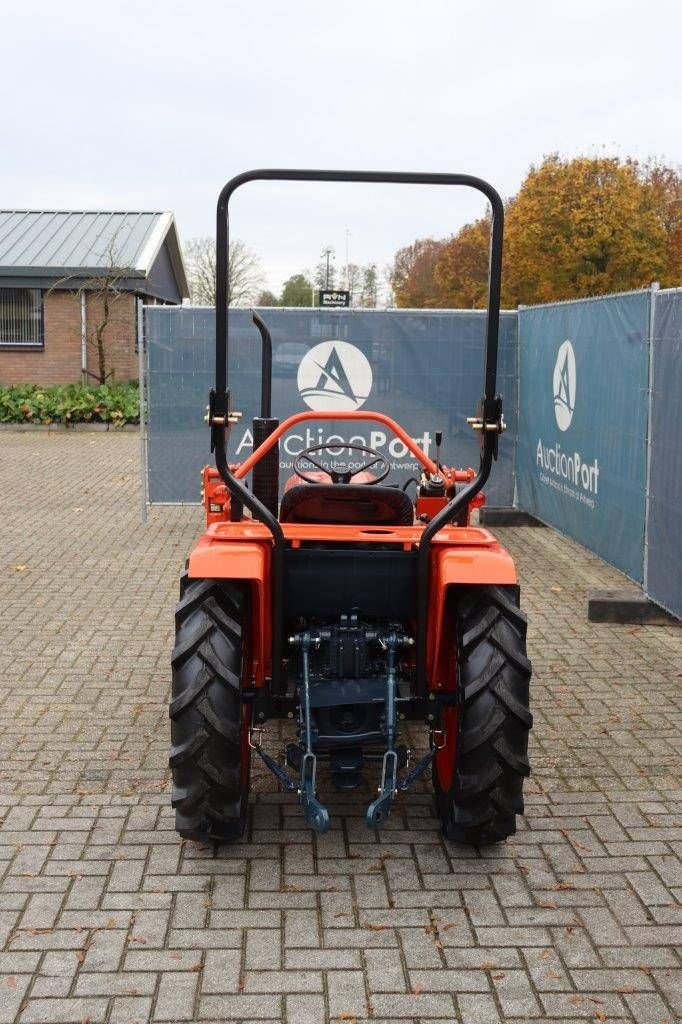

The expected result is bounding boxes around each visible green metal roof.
[0,210,189,297]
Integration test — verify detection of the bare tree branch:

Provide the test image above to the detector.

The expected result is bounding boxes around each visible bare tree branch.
[48,232,133,384]
[183,236,265,306]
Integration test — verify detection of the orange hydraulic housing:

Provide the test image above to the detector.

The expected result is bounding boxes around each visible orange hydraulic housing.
[190,410,517,699]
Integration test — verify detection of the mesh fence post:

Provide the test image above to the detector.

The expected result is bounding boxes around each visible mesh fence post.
[137,298,148,523]
[643,281,659,593]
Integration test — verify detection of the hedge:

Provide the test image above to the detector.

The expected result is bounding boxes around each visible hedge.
[0,382,140,426]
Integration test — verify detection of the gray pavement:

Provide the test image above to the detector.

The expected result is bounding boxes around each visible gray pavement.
[0,431,680,1024]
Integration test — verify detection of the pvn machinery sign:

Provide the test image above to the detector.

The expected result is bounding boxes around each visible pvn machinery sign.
[516,293,650,581]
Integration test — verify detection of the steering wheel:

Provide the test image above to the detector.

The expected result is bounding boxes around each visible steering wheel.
[294,442,391,485]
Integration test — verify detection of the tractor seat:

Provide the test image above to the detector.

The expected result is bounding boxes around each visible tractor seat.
[279,483,415,526]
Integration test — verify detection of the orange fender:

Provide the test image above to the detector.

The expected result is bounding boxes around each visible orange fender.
[188,535,271,686]
[432,543,518,588]
[427,542,517,686]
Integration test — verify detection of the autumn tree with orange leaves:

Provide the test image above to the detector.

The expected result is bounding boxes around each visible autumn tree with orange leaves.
[389,238,450,308]
[433,216,492,309]
[389,155,681,309]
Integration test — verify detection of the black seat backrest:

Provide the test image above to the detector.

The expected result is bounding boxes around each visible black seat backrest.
[279,483,414,526]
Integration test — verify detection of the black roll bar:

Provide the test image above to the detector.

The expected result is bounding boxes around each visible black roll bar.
[211,169,505,698]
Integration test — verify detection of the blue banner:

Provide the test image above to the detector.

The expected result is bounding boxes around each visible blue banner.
[516,292,650,581]
[145,307,518,506]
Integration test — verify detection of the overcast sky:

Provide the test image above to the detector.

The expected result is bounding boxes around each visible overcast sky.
[2,0,680,295]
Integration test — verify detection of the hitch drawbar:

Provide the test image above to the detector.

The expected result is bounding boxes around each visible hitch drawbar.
[251,629,438,834]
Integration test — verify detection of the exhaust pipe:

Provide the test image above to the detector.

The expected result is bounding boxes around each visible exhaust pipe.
[251,313,279,517]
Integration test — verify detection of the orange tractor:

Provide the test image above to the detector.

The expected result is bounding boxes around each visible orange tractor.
[170,170,532,843]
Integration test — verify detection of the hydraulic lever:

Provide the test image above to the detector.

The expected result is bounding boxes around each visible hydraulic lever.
[366,631,413,829]
[289,632,330,834]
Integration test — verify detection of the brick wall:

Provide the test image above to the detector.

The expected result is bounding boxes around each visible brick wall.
[84,291,138,383]
[0,290,139,386]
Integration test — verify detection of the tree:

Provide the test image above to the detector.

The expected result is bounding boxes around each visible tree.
[433,217,491,309]
[501,155,670,304]
[644,159,682,285]
[256,289,280,306]
[50,233,132,384]
[359,263,378,308]
[280,273,314,306]
[343,262,363,303]
[183,236,265,306]
[389,238,449,307]
[314,247,336,290]
[389,155,682,308]
[382,263,396,307]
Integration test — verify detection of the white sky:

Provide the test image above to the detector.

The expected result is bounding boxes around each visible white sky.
[1,0,680,294]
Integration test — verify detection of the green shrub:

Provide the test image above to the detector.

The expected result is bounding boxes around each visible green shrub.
[0,381,140,426]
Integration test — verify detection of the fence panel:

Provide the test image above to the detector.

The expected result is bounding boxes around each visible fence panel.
[516,291,650,581]
[145,307,518,506]
[646,289,682,617]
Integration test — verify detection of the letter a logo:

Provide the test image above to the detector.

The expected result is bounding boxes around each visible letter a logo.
[297,341,373,411]
[553,339,576,431]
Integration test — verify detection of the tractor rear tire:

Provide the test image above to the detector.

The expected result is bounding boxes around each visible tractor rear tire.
[434,584,532,845]
[169,573,251,843]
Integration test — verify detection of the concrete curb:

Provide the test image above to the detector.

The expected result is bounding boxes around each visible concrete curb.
[479,507,546,527]
[588,589,680,625]
[0,422,139,433]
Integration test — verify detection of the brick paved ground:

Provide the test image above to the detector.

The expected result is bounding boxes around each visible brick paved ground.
[0,431,680,1024]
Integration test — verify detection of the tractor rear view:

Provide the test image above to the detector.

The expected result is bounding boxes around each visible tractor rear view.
[170,170,532,844]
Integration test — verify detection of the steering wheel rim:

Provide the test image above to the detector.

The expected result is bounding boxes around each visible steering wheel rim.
[294,442,390,485]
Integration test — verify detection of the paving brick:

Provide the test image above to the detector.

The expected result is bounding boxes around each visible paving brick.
[410,968,489,992]
[26,974,72,998]
[244,969,323,994]
[109,994,154,1023]
[154,970,199,1020]
[549,926,601,968]
[0,974,31,1024]
[123,949,202,972]
[624,989,678,1024]
[199,994,281,1019]
[284,994,326,1024]
[19,996,109,1023]
[368,991,456,1018]
[167,927,242,949]
[284,908,318,949]
[492,968,542,1016]
[200,948,241,995]
[0,433,679,1024]
[539,992,627,1018]
[364,947,407,993]
[651,967,682,1018]
[245,928,281,970]
[570,967,656,992]
[285,948,360,970]
[74,970,157,996]
[456,992,503,1023]
[326,969,369,1018]
[81,927,127,972]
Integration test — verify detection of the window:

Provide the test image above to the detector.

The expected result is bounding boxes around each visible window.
[0,288,43,347]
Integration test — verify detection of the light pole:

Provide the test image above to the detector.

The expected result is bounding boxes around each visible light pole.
[321,246,335,289]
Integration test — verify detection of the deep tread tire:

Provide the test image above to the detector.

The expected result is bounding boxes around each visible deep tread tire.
[169,572,250,842]
[434,585,532,845]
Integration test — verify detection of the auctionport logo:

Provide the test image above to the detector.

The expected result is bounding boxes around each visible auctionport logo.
[536,337,599,506]
[553,339,576,431]
[297,341,372,411]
